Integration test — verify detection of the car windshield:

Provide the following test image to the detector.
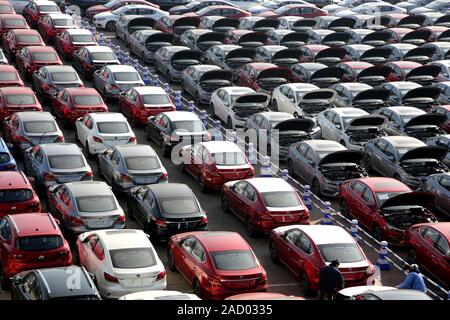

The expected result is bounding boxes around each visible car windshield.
[186,1,200,8]
[124,156,160,170]
[72,35,95,43]
[111,6,128,14]
[426,0,450,10]
[342,116,360,128]
[261,191,300,207]
[5,94,36,105]
[399,87,419,97]
[16,35,41,43]
[110,248,156,268]
[32,52,58,61]
[91,52,116,61]
[39,5,59,12]
[16,236,63,251]
[105,0,120,8]
[73,95,102,105]
[54,19,75,27]
[23,121,56,133]
[0,72,18,81]
[50,72,78,82]
[375,191,405,205]
[317,151,333,160]
[48,155,84,169]
[274,6,290,14]
[211,250,257,271]
[141,94,171,105]
[396,146,417,158]
[3,18,26,27]
[160,198,198,215]
[173,120,204,132]
[212,152,246,166]
[113,72,140,81]
[0,189,32,202]
[97,122,129,133]
[0,152,10,163]
[318,243,364,263]
[76,195,117,212]
[296,90,312,100]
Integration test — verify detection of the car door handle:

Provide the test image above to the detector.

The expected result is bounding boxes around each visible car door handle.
[193,266,197,270]
[416,243,421,248]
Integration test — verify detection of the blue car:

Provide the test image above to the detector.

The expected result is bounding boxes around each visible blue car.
[0,137,16,171]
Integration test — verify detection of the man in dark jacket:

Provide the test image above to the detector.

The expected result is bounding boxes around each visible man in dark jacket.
[318,259,344,300]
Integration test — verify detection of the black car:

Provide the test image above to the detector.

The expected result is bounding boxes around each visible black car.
[127,183,208,241]
[11,266,101,300]
[72,46,120,79]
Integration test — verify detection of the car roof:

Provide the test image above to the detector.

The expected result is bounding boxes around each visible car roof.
[133,86,167,95]
[96,229,150,250]
[46,13,72,19]
[105,65,137,72]
[120,290,200,300]
[303,140,347,152]
[337,83,372,90]
[64,29,93,35]
[64,181,112,197]
[40,143,82,156]
[260,111,293,121]
[26,46,56,53]
[384,106,426,115]
[189,64,221,72]
[10,213,59,237]
[434,60,450,67]
[286,83,319,91]
[89,112,127,122]
[380,135,426,147]
[63,87,100,95]
[246,177,295,193]
[0,86,35,95]
[0,65,19,71]
[0,14,25,19]
[163,111,200,121]
[0,171,30,189]
[9,29,40,35]
[390,61,422,67]
[38,266,96,298]
[332,108,368,116]
[342,61,373,68]
[339,286,398,297]
[41,65,76,73]
[214,44,241,51]
[164,45,190,52]
[248,62,278,69]
[427,222,450,237]
[200,141,243,153]
[221,86,255,94]
[188,29,213,35]
[284,225,355,244]
[194,231,250,252]
[355,177,411,193]
[85,45,114,53]
[115,144,156,157]
[33,0,58,5]
[16,111,54,121]
[148,183,193,199]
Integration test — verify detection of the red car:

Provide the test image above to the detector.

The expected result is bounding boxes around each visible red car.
[406,222,450,289]
[183,5,250,19]
[0,87,42,121]
[50,87,108,126]
[0,212,72,289]
[2,29,45,59]
[0,14,29,39]
[0,171,41,217]
[118,86,175,126]
[386,61,422,81]
[155,15,200,43]
[167,231,268,300]
[86,0,158,21]
[428,105,450,133]
[23,0,61,27]
[269,224,375,295]
[257,4,328,19]
[37,13,77,43]
[55,29,98,59]
[180,141,255,192]
[237,62,290,93]
[221,177,310,237]
[223,29,253,45]
[225,292,304,300]
[305,44,329,58]
[0,1,15,14]
[0,65,24,87]
[339,177,438,245]
[336,61,374,82]
[16,46,62,80]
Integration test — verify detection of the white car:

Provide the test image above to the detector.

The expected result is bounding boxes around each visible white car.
[248,0,309,15]
[119,290,201,300]
[323,0,385,15]
[336,2,406,17]
[76,229,166,299]
[93,5,168,31]
[76,112,136,156]
[337,286,398,300]
[272,83,320,117]
[210,86,271,128]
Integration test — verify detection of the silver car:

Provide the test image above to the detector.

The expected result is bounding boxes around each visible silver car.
[115,14,140,42]
[93,65,144,100]
[23,143,93,189]
[47,181,126,236]
[426,134,450,166]
[363,136,449,190]
[287,140,368,196]
[423,173,450,217]
[128,30,174,64]
[154,46,202,83]
[98,144,168,193]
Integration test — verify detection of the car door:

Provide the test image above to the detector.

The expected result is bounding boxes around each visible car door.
[434,174,450,213]
[416,227,442,275]
[213,89,227,122]
[104,149,120,183]
[382,142,397,177]
[135,189,154,228]
[291,142,307,176]
[226,180,248,219]
[319,110,335,139]
[76,115,91,145]
[302,146,317,184]
[187,240,206,283]
[279,228,302,275]
[176,237,196,279]
[79,234,99,272]
[370,139,388,174]
[431,233,450,283]
[344,181,365,221]
[47,185,67,222]
[358,185,378,228]
[98,148,114,183]
[185,67,197,97]
[0,218,13,265]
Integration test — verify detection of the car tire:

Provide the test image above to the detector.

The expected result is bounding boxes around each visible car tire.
[193,279,202,298]
[272,99,278,111]
[226,117,233,129]
[299,272,312,297]
[199,175,208,193]
[269,241,279,264]
[372,224,383,242]
[340,199,350,219]
[246,216,255,238]
[287,159,295,176]
[0,263,10,291]
[311,178,321,196]
[167,250,176,272]
[106,21,116,32]
[407,247,417,264]
[221,192,230,213]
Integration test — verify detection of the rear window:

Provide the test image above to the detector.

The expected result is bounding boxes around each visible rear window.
[0,5,11,11]
[160,198,198,215]
[76,195,116,212]
[173,120,204,132]
[212,152,246,166]
[71,35,95,43]
[211,250,257,271]
[5,94,36,105]
[54,19,75,27]
[91,52,116,61]
[50,72,78,82]
[16,35,41,43]
[141,94,171,105]
[38,5,60,12]
[73,95,102,106]
[16,236,63,251]
[318,243,364,263]
[110,248,156,269]
[0,72,18,81]
[23,121,57,133]
[124,156,160,170]
[32,52,58,61]
[0,152,10,163]
[0,189,32,202]
[262,191,300,207]
[3,19,26,27]
[97,122,129,134]
[48,155,84,169]
[113,72,140,81]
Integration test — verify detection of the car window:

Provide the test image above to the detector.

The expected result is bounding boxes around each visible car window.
[420,227,439,245]
[191,241,205,262]
[285,228,301,245]
[298,232,313,254]
[88,235,99,251]
[93,240,105,260]
[181,237,196,254]
[233,181,247,195]
[434,235,450,255]
[23,273,41,300]
[110,151,120,166]
[0,218,11,240]
[143,191,154,208]
[361,187,375,205]
[243,184,256,201]
[350,181,366,194]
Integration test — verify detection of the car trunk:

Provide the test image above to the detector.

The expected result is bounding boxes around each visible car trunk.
[401,29,432,45]
[79,211,119,229]
[215,164,252,180]
[0,192,39,215]
[338,261,370,286]
[359,47,393,65]
[127,169,166,185]
[345,115,386,146]
[299,90,337,116]
[252,19,279,32]
[404,114,447,140]
[225,48,255,69]
[127,17,156,34]
[145,33,174,52]
[199,70,233,92]
[402,86,441,109]
[212,18,240,33]
[197,32,226,51]
[216,269,264,291]
[291,19,317,32]
[314,48,347,66]
[405,65,441,85]
[232,93,270,120]
[271,49,304,67]
[50,168,89,183]
[238,32,268,48]
[318,150,366,181]
[256,67,290,92]
[361,31,390,47]
[356,65,392,86]
[172,17,201,36]
[101,133,133,147]
[172,131,208,146]
[266,205,308,224]
[397,15,428,30]
[328,17,358,32]
[170,50,202,70]
[273,119,314,147]
[352,88,390,111]
[321,32,351,47]
[309,67,345,88]
[26,133,60,145]
[400,146,449,178]
[403,46,435,64]
[114,266,162,290]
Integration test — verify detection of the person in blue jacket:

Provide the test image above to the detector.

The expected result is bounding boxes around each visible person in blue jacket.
[396,264,427,293]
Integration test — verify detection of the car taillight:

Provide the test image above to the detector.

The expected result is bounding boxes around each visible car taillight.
[152,217,167,227]
[54,135,64,142]
[27,202,40,210]
[128,136,136,143]
[5,164,15,169]
[159,172,168,182]
[92,136,103,143]
[116,214,126,223]
[58,249,70,256]
[256,211,272,221]
[209,165,221,176]
[104,272,119,284]
[43,172,55,181]
[69,215,84,226]
[10,253,26,259]
[200,216,208,225]
[258,273,267,284]
[120,173,131,181]
[84,171,93,177]
[156,270,166,281]
[247,167,255,177]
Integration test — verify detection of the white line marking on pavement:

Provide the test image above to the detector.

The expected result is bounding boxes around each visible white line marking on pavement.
[268,283,301,288]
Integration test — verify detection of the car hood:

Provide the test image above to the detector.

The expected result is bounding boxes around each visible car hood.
[271,48,304,61]
[321,32,351,47]
[379,191,434,210]
[309,66,345,81]
[199,69,233,82]
[405,113,447,128]
[300,89,337,103]
[434,14,450,27]
[273,118,315,132]
[238,32,268,45]
[353,88,391,103]
[347,115,386,128]
[403,46,436,61]
[128,16,157,28]
[291,19,318,32]
[400,146,448,162]
[145,32,174,45]
[212,18,240,30]
[225,47,255,60]
[402,86,441,100]
[253,19,279,31]
[170,49,202,62]
[362,31,390,46]
[357,65,392,80]
[397,15,428,29]
[280,32,310,46]
[318,150,365,166]
[402,29,433,45]
[256,67,290,80]
[360,47,393,63]
[406,65,441,79]
[328,17,358,30]
[315,47,347,61]
[197,31,226,43]
[232,92,271,108]
[173,16,201,28]
[437,28,450,41]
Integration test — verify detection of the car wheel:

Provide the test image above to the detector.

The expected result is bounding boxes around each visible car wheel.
[226,117,233,129]
[340,199,350,219]
[106,21,116,32]
[361,154,372,171]
[269,241,279,264]
[272,99,278,111]
[407,247,417,264]
[287,159,295,176]
[246,216,255,238]
[0,263,10,290]
[160,138,169,157]
[221,192,230,213]
[199,175,208,193]
[192,279,202,298]
[372,224,383,242]
[311,178,321,196]
[167,250,176,272]
[299,272,312,297]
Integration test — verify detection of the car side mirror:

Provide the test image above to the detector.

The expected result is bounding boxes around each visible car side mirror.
[148,116,155,122]
[12,276,23,285]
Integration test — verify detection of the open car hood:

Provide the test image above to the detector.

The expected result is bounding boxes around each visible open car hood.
[406,65,441,79]
[437,28,450,41]
[401,29,433,45]
[310,66,345,81]
[318,150,365,167]
[405,113,447,128]
[199,69,233,82]
[197,32,226,44]
[253,19,279,31]
[362,31,390,46]
[321,32,351,47]
[145,33,174,45]
[315,47,347,65]
[402,86,441,101]
[363,16,395,30]
[128,16,156,28]
[357,65,392,80]
[347,115,386,128]
[379,191,434,210]
[171,49,202,62]
[434,14,450,27]
[271,48,304,63]
[291,19,317,32]
[232,93,270,107]
[256,67,290,81]
[238,32,268,46]
[300,89,337,103]
[403,46,436,62]
[173,16,201,28]
[328,17,358,31]
[273,118,315,132]
[280,32,310,47]
[225,47,255,60]
[212,18,240,30]
[360,47,393,63]
[353,88,391,103]
[400,146,448,162]
[397,15,429,29]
